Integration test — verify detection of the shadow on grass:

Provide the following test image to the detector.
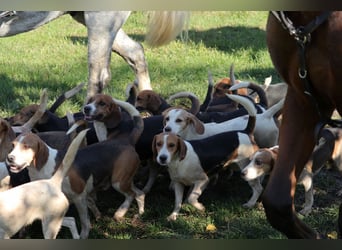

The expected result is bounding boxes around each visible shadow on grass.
[123,25,267,54]
[0,73,84,115]
[68,24,267,54]
[66,25,279,84]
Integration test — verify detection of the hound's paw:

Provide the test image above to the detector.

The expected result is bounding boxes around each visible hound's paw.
[94,212,102,221]
[194,203,205,211]
[187,199,205,211]
[167,213,178,221]
[298,208,311,216]
[114,215,125,222]
[242,201,256,208]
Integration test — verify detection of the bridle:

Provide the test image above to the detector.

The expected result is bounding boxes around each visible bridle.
[270,11,342,140]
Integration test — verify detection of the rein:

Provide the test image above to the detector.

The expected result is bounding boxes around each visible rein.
[271,11,342,140]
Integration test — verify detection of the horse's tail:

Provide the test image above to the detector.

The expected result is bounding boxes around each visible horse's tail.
[145,11,190,47]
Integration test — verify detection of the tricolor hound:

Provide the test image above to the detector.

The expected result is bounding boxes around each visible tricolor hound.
[163,94,284,148]
[152,94,258,221]
[6,99,145,239]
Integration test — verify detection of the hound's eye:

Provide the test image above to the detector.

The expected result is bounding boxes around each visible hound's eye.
[98,101,105,106]
[137,97,142,101]
[168,143,175,148]
[156,142,162,147]
[165,117,169,122]
[175,118,182,123]
[255,159,262,166]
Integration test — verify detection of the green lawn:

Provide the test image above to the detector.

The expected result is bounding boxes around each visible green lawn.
[0,11,340,239]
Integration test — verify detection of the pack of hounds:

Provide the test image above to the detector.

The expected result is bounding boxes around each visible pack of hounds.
[0,64,341,239]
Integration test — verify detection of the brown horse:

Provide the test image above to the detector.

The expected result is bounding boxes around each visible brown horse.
[262,11,342,238]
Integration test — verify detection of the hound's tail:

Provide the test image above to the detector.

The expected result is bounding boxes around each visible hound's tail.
[312,128,336,173]
[49,82,85,113]
[113,99,144,145]
[167,91,201,115]
[199,70,215,112]
[20,89,48,133]
[229,81,268,108]
[145,11,190,47]
[225,94,257,135]
[261,98,285,119]
[125,81,139,105]
[51,129,88,186]
[263,76,272,90]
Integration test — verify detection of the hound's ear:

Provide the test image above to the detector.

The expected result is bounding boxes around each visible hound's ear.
[178,137,187,161]
[86,96,94,104]
[33,139,49,170]
[0,120,15,161]
[162,108,173,126]
[270,146,279,156]
[152,135,158,162]
[148,93,162,109]
[105,102,122,129]
[162,108,173,117]
[268,146,279,168]
[187,114,204,134]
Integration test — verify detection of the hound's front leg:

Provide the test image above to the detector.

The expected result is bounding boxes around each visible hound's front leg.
[167,182,184,221]
[298,170,314,216]
[243,178,263,208]
[62,217,80,239]
[187,177,209,211]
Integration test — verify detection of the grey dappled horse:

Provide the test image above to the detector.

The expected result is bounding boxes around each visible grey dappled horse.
[0,11,188,100]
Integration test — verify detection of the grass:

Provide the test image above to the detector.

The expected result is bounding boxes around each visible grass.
[0,11,341,239]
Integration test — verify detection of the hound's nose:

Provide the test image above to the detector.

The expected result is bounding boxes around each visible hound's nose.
[6,154,15,164]
[164,126,171,132]
[83,105,91,115]
[158,155,168,165]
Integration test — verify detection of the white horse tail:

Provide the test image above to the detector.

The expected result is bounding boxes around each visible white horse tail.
[145,11,189,47]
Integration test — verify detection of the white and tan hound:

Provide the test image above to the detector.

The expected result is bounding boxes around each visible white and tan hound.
[0,129,87,239]
[241,127,342,215]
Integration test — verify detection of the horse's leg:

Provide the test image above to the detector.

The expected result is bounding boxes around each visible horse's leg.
[84,11,130,99]
[262,89,320,239]
[112,29,152,91]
